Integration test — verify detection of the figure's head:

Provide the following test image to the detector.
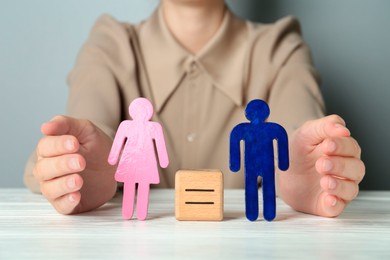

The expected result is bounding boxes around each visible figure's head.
[245,99,270,123]
[129,97,154,121]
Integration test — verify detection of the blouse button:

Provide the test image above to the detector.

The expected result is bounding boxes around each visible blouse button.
[188,62,198,76]
[187,133,197,142]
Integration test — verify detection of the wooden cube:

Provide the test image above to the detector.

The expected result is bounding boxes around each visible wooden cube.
[175,169,224,221]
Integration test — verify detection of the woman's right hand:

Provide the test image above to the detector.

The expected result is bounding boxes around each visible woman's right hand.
[33,115,118,214]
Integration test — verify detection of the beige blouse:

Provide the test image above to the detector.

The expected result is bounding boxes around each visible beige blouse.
[24,6,325,192]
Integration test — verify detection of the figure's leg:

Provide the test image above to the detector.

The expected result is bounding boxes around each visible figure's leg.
[122,181,136,220]
[245,173,259,221]
[262,171,276,221]
[136,182,150,221]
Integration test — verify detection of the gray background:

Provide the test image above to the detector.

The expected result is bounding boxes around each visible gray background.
[1,0,389,190]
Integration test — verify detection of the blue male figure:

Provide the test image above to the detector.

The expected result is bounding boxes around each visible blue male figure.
[230,99,289,221]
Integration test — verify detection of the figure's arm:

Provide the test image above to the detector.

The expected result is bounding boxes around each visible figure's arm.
[276,125,289,171]
[229,125,243,172]
[152,123,169,168]
[108,122,127,165]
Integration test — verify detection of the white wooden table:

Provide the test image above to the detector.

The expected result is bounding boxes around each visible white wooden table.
[0,189,389,259]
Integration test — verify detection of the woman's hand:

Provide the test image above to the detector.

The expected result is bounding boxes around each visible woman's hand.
[33,115,117,214]
[278,115,365,217]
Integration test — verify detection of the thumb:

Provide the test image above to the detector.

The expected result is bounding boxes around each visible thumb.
[41,115,91,138]
[299,115,351,145]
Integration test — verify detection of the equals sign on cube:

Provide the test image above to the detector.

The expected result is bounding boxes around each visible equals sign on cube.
[175,169,224,221]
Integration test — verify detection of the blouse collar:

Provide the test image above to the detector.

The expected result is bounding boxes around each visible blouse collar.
[138,5,249,112]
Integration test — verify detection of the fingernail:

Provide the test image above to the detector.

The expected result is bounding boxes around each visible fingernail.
[334,123,345,129]
[335,123,351,135]
[68,194,76,203]
[330,197,337,207]
[67,177,76,189]
[68,158,80,170]
[327,140,337,153]
[328,178,337,190]
[65,139,74,151]
[322,159,333,172]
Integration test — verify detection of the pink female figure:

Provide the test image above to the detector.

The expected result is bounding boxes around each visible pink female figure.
[108,98,169,220]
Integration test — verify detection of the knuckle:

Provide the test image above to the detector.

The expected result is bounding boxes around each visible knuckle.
[33,161,45,181]
[301,120,313,130]
[352,138,362,157]
[295,119,316,139]
[36,138,46,157]
[357,161,366,182]
[40,184,53,199]
[328,114,344,125]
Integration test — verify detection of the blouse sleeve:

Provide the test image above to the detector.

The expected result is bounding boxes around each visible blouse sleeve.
[265,16,326,134]
[66,14,140,137]
[246,16,325,134]
[249,16,326,195]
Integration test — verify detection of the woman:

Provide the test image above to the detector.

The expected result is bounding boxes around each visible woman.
[25,0,365,217]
